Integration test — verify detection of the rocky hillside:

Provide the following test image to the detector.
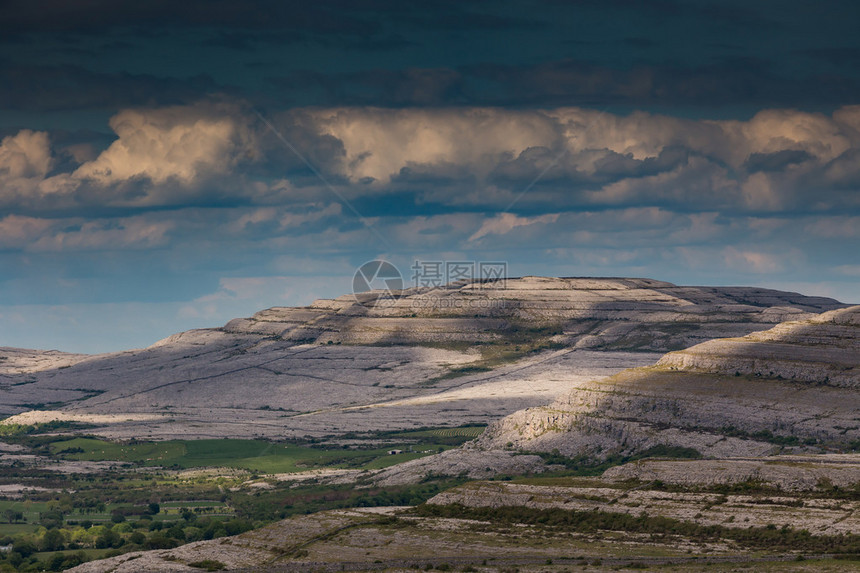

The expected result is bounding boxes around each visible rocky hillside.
[0,277,848,440]
[479,306,860,459]
[221,276,844,350]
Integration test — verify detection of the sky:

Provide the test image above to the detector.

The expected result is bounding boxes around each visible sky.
[1,0,859,353]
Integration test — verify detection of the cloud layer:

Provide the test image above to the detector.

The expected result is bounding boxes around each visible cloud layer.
[2,102,860,259]
[5,103,860,216]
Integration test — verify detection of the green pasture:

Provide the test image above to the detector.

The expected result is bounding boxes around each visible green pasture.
[0,500,50,535]
[46,429,482,473]
[50,437,316,472]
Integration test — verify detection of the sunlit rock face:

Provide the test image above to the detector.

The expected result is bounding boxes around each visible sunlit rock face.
[480,306,860,459]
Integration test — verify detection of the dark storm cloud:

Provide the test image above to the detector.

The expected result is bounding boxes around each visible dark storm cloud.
[4,1,860,112]
[267,57,860,109]
[197,26,415,53]
[268,68,467,107]
[622,37,658,49]
[464,58,860,108]
[802,47,860,68]
[394,4,541,31]
[694,2,776,28]
[0,0,535,38]
[0,0,372,35]
[0,62,225,111]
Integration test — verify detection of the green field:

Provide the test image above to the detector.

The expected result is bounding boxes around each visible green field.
[0,500,50,535]
[51,438,327,472]
[47,427,485,474]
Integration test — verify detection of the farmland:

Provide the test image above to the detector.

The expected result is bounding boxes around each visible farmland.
[0,424,484,570]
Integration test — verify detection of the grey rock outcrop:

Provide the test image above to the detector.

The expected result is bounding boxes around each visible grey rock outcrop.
[479,306,860,458]
[602,454,860,491]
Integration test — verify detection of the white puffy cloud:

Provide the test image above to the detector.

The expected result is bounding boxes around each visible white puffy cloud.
[5,102,860,217]
[1,102,263,212]
[0,130,77,205]
[730,109,851,164]
[290,105,860,213]
[307,107,561,183]
[0,130,52,179]
[551,108,719,161]
[74,101,257,187]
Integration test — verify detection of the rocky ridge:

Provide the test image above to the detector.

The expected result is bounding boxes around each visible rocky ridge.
[0,277,848,440]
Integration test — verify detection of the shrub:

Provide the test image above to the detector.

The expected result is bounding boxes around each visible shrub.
[12,540,38,558]
[129,531,146,545]
[41,528,65,552]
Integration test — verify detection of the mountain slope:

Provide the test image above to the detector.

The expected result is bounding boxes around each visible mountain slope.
[0,277,848,440]
[479,306,860,458]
